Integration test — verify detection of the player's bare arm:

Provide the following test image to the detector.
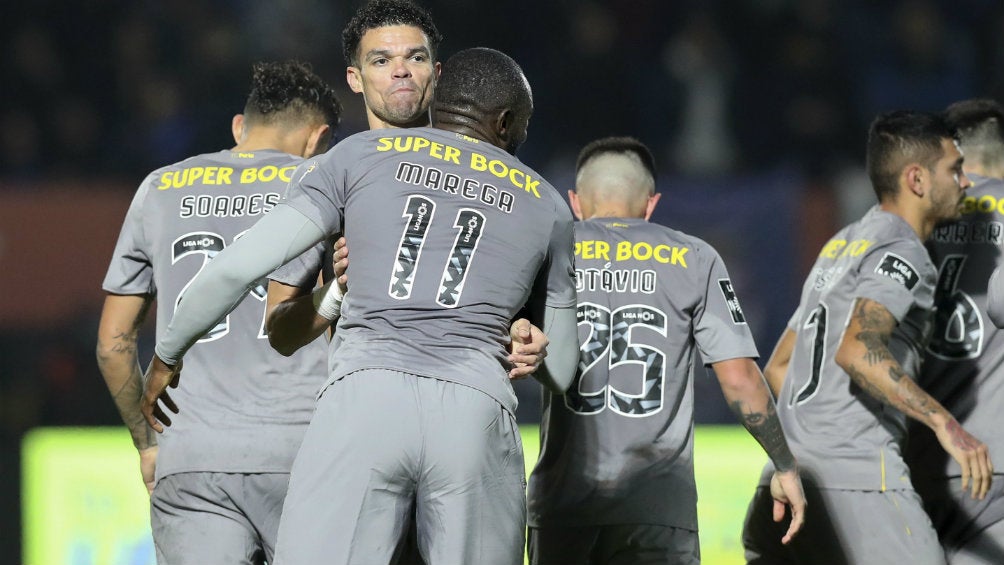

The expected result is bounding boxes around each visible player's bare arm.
[714,357,805,544]
[96,293,159,493]
[836,297,993,499]
[762,328,796,399]
[266,236,349,355]
[265,281,333,356]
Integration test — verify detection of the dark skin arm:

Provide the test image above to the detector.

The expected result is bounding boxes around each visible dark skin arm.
[714,357,805,544]
[835,297,993,499]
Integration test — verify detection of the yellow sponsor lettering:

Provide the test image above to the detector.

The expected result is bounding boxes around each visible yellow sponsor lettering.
[840,239,871,257]
[468,152,540,198]
[471,152,487,171]
[575,240,612,261]
[613,241,688,266]
[157,172,172,190]
[633,242,653,260]
[670,246,688,267]
[595,240,610,260]
[443,145,461,164]
[820,238,871,258]
[378,136,461,164]
[819,239,846,259]
[217,167,233,184]
[239,166,295,184]
[964,194,1004,215]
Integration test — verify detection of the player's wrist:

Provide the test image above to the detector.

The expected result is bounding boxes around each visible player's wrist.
[312,279,343,320]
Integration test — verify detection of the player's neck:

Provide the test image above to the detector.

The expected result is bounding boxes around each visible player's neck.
[233,127,305,157]
[367,110,431,130]
[879,200,930,240]
[588,209,639,220]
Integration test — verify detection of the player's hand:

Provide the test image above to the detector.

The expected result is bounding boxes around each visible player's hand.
[333,236,348,294]
[139,445,158,496]
[935,418,993,500]
[770,468,806,545]
[508,318,548,380]
[142,355,182,433]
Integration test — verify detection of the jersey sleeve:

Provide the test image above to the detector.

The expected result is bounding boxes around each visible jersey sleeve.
[541,203,577,308]
[102,174,156,295]
[693,247,760,364]
[854,239,933,322]
[281,146,350,237]
[988,266,1004,328]
[269,240,327,288]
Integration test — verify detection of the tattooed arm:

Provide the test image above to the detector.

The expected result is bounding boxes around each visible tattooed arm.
[96,293,158,495]
[835,297,993,499]
[714,357,805,544]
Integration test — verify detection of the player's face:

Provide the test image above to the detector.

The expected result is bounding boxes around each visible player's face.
[928,138,970,221]
[347,25,439,129]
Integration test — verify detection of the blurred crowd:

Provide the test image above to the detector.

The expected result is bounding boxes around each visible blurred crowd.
[4,0,1004,184]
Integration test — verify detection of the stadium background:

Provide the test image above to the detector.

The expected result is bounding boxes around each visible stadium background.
[3,0,1004,561]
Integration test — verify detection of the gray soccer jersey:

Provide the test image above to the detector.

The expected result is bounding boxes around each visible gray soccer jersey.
[526,218,759,530]
[776,205,936,491]
[280,127,577,413]
[102,150,329,480]
[906,174,1004,480]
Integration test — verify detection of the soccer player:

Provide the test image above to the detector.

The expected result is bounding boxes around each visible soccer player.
[96,61,340,564]
[265,0,547,375]
[742,110,990,565]
[525,136,805,565]
[141,47,580,565]
[905,99,1004,564]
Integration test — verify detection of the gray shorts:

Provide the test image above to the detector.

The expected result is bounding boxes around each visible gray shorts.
[915,475,1004,564]
[742,480,944,565]
[151,472,288,565]
[273,369,526,565]
[528,524,699,565]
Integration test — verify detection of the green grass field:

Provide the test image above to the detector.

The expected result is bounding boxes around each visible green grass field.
[23,425,768,565]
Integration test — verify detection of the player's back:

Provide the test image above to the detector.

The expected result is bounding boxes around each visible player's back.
[529,218,757,530]
[105,149,329,480]
[778,205,936,491]
[287,127,574,412]
[908,173,1004,477]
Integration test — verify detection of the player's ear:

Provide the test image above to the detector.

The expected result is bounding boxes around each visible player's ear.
[568,190,585,220]
[232,114,245,145]
[346,66,363,94]
[304,124,332,158]
[644,193,662,221]
[433,61,442,82]
[904,163,926,197]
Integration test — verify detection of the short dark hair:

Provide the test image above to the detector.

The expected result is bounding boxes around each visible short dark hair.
[342,0,442,67]
[243,61,341,129]
[945,98,1004,170]
[576,136,657,180]
[435,47,532,122]
[866,110,955,201]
